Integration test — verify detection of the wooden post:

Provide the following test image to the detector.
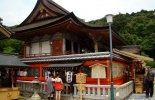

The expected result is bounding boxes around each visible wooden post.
[98,78,100,85]
[133,69,136,80]
[77,84,85,100]
[75,73,87,100]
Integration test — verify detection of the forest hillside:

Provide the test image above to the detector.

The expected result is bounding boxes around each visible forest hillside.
[89,10,155,60]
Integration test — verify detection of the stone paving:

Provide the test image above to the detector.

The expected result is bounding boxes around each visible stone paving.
[18,97,46,100]
[19,94,155,100]
[127,94,155,100]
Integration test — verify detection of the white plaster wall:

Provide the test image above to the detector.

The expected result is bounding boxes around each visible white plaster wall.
[41,41,50,53]
[31,42,39,54]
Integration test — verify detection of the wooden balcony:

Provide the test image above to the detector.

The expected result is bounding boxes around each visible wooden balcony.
[25,51,75,58]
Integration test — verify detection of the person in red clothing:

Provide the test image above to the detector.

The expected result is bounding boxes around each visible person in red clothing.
[54,73,63,100]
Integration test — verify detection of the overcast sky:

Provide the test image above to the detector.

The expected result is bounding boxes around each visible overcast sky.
[0,0,154,26]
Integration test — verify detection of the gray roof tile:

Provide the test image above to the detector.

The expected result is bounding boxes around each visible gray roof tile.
[0,53,30,68]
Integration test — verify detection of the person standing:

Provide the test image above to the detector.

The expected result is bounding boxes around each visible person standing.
[145,67,155,98]
[54,73,63,100]
[46,74,54,100]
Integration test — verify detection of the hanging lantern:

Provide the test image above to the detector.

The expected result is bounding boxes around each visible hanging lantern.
[66,71,73,83]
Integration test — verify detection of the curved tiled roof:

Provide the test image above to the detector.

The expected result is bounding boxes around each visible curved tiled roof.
[11,0,127,46]
[113,49,154,61]
[18,0,69,26]
[20,52,129,63]
[0,24,11,38]
[20,50,153,64]
[12,12,107,32]
[0,53,30,68]
[12,17,63,32]
[47,0,69,14]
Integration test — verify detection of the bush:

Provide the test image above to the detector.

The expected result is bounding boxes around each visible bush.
[146,61,155,68]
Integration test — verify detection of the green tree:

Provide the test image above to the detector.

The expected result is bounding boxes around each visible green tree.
[0,17,2,22]
[0,38,24,55]
[3,46,15,53]
[89,10,155,59]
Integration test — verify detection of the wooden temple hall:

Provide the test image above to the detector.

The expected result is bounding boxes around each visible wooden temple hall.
[10,0,153,87]
[0,0,153,97]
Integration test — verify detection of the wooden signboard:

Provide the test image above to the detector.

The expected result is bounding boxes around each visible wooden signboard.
[75,73,87,100]
[90,63,107,78]
[75,73,87,84]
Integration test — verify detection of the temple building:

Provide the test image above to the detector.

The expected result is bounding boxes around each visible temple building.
[0,23,11,39]
[12,0,153,87]
[0,23,30,88]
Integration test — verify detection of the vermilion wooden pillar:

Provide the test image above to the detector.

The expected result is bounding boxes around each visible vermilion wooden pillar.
[78,66,82,73]
[40,67,42,78]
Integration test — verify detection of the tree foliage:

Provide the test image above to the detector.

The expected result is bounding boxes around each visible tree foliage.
[0,17,23,55]
[0,17,2,22]
[0,38,24,55]
[89,10,155,60]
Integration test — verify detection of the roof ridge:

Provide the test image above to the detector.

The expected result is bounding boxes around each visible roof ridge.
[47,0,70,14]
